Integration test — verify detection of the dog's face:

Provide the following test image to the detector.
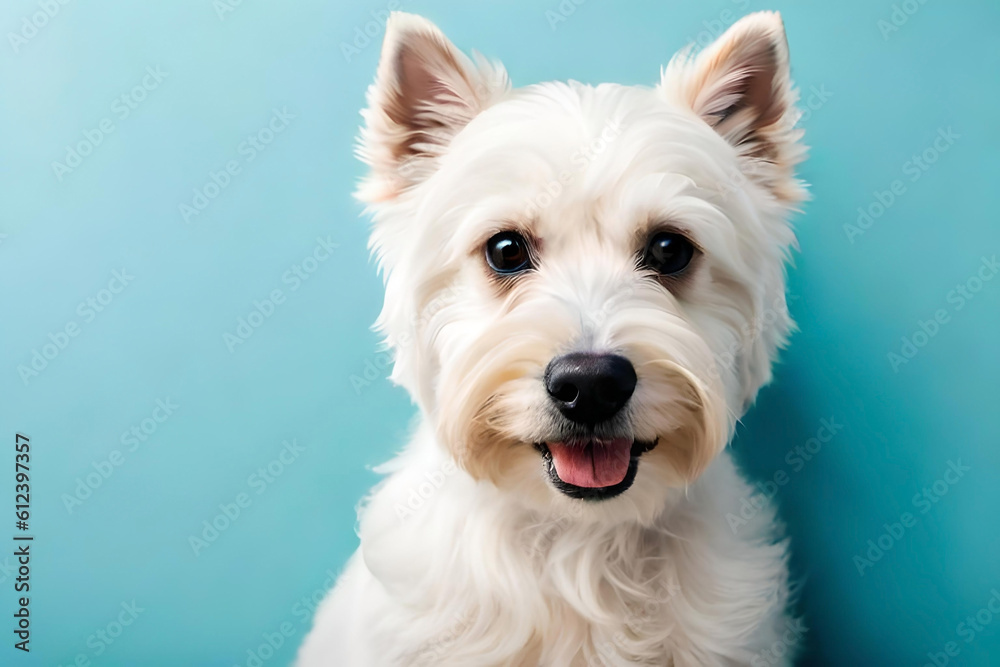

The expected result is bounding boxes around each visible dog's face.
[358,12,805,524]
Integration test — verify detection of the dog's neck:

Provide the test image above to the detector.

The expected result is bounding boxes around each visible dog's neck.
[362,422,708,603]
[355,426,780,666]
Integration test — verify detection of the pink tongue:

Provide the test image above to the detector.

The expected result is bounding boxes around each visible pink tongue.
[547,438,633,488]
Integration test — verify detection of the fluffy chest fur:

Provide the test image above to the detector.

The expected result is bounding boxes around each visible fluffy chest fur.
[299,436,796,667]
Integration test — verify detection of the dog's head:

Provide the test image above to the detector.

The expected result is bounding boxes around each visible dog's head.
[357,12,805,524]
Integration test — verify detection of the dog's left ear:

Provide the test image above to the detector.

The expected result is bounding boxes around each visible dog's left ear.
[357,12,509,203]
[661,12,805,201]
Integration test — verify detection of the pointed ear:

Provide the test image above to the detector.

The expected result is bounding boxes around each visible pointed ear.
[357,12,509,203]
[661,12,805,201]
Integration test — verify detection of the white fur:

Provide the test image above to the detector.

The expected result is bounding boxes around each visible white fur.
[299,11,808,666]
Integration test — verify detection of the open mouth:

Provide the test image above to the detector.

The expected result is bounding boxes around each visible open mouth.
[535,438,657,500]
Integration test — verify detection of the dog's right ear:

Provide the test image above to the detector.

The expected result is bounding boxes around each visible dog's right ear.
[357,13,509,203]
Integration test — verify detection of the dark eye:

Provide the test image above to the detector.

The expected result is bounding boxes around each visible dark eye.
[643,232,695,276]
[485,231,532,274]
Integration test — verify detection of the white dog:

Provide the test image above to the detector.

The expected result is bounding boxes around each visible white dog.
[299,10,807,666]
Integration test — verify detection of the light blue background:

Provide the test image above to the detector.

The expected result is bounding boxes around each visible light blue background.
[1,1,997,665]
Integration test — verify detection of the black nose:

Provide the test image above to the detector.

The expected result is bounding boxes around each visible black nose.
[544,353,637,425]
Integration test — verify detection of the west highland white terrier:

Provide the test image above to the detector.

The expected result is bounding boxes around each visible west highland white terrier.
[299,10,807,666]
